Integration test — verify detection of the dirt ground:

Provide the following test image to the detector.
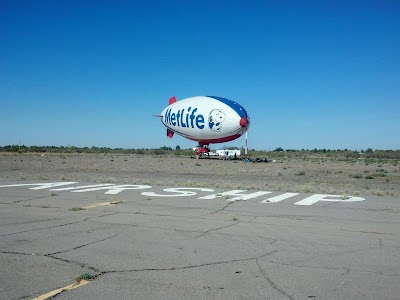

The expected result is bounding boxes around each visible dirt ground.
[1,153,399,197]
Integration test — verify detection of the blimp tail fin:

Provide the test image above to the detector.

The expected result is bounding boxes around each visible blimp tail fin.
[169,96,177,105]
[167,128,174,138]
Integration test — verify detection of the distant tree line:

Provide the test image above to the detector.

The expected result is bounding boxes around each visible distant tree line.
[0,145,194,156]
[270,147,400,159]
[1,145,399,159]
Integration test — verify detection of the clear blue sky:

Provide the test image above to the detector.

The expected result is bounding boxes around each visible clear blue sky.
[1,1,399,150]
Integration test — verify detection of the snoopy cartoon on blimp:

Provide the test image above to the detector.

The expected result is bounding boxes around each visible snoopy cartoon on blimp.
[208,109,226,131]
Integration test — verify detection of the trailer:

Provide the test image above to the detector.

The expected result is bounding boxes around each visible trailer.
[215,149,241,160]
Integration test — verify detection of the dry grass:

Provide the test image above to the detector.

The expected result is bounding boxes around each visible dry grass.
[1,153,399,197]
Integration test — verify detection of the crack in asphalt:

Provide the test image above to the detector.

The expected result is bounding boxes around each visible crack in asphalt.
[0,231,124,274]
[264,241,391,279]
[0,217,66,227]
[195,221,239,239]
[247,218,399,237]
[0,212,120,237]
[339,229,394,236]
[1,247,280,299]
[46,232,123,256]
[3,195,55,204]
[252,215,357,225]
[88,210,369,235]
[256,255,294,300]
[91,210,277,229]
[112,211,214,219]
[0,248,280,276]
[0,232,122,266]
[291,242,390,267]
[0,221,83,237]
[2,196,398,298]
[247,216,258,222]
[45,254,101,273]
[101,202,237,220]
[9,208,388,242]
[263,260,400,277]
[92,249,279,277]
[210,202,235,214]
[87,217,278,244]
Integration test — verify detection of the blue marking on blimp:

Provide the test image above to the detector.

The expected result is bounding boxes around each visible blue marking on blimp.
[164,107,205,129]
[207,96,248,118]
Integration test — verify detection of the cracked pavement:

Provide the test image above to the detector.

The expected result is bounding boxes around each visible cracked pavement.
[0,184,399,299]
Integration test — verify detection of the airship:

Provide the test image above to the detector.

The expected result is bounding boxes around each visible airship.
[157,96,250,158]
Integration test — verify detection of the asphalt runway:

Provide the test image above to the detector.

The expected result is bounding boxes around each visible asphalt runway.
[0,181,399,300]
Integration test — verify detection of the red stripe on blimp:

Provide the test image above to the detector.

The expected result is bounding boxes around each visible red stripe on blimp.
[186,134,242,144]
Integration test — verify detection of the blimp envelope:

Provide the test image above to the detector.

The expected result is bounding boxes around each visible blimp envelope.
[160,96,250,144]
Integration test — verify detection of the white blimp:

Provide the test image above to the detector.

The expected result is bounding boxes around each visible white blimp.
[156,96,250,157]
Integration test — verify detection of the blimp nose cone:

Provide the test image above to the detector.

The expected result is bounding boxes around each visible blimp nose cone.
[240,117,248,128]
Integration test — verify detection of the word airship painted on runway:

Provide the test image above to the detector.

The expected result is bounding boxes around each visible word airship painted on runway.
[156,96,250,157]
